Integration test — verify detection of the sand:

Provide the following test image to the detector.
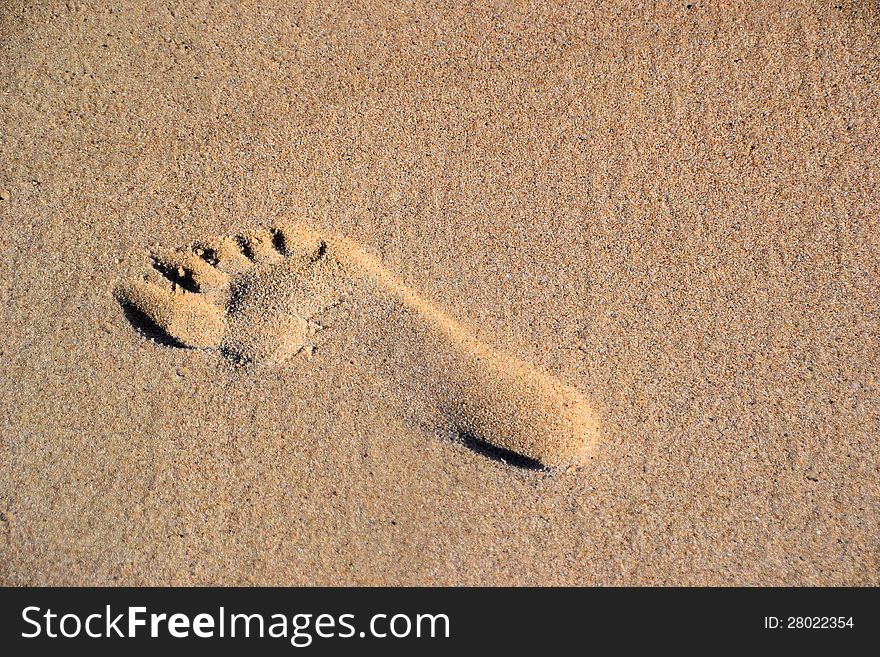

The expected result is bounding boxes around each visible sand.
[1,1,878,585]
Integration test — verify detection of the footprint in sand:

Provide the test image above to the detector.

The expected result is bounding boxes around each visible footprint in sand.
[115,223,599,469]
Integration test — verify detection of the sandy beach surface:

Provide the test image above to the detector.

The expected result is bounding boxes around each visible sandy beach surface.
[1,1,878,585]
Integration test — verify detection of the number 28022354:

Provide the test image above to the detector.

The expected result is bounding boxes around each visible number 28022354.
[764,617,854,629]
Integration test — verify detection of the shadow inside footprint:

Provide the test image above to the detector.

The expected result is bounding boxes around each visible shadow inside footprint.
[455,428,547,471]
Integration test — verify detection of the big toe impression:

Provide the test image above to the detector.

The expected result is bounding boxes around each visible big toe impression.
[117,280,226,349]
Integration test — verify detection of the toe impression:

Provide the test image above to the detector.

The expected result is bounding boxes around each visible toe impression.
[117,280,225,349]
